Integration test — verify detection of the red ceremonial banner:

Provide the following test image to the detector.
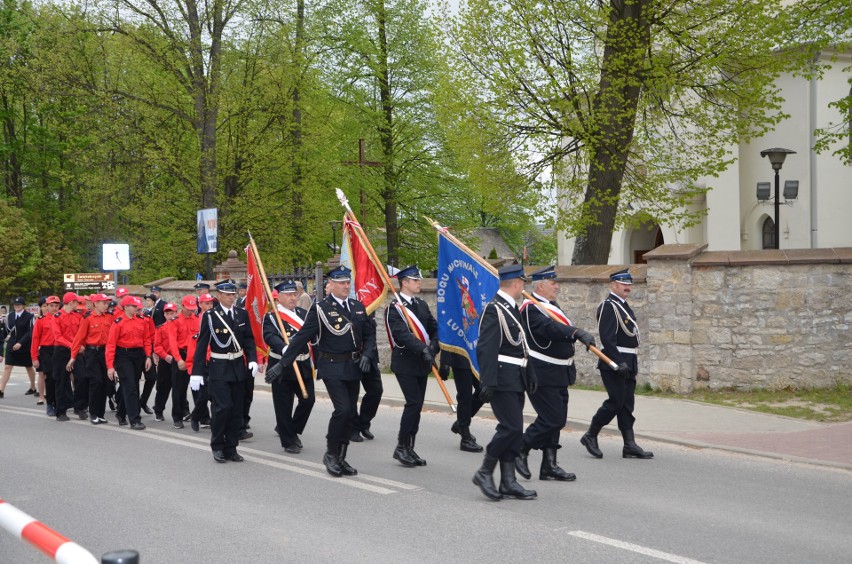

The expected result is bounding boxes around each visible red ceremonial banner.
[244,245,269,358]
[340,217,388,315]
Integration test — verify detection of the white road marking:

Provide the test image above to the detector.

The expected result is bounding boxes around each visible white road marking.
[0,406,420,495]
[568,531,708,564]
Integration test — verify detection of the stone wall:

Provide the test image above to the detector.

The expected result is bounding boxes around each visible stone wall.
[391,245,850,392]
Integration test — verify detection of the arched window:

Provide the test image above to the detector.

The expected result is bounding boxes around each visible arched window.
[762,216,776,249]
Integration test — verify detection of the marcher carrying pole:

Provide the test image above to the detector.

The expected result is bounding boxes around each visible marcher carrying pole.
[247,232,309,399]
[336,189,456,412]
[423,217,619,370]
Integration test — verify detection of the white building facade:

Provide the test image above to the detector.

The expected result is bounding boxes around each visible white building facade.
[558,50,852,265]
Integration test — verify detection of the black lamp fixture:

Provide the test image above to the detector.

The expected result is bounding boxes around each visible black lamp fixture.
[758,148,797,249]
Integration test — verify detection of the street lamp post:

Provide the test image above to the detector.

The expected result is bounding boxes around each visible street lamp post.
[760,148,796,249]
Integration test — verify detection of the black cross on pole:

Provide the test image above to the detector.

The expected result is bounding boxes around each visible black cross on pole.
[343,138,382,226]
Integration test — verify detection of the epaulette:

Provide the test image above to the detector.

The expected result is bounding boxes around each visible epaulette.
[114,317,122,323]
[83,311,93,318]
[192,332,199,341]
[54,312,62,318]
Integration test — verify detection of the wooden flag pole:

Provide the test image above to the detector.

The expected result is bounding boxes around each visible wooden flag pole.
[424,217,618,369]
[336,189,456,412]
[247,232,309,399]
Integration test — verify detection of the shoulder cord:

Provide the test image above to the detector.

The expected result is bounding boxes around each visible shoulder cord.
[495,302,526,351]
[317,303,357,348]
[207,312,239,351]
[523,304,551,350]
[598,299,638,339]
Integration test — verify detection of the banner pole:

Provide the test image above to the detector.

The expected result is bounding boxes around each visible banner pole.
[247,233,309,399]
[336,190,456,412]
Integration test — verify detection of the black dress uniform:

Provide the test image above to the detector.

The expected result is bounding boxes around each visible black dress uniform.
[280,266,376,478]
[581,269,653,459]
[516,266,596,481]
[192,282,257,462]
[263,282,315,453]
[385,265,438,467]
[151,286,166,328]
[472,264,537,501]
[4,301,34,368]
[351,317,383,442]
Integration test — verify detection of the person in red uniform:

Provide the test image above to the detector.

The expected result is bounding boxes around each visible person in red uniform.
[106,296,152,430]
[169,296,197,429]
[152,304,178,422]
[32,296,61,414]
[67,294,114,424]
[139,303,158,416]
[52,292,83,422]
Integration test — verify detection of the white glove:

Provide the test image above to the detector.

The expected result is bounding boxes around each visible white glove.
[281,345,288,356]
[189,375,204,391]
[248,361,258,377]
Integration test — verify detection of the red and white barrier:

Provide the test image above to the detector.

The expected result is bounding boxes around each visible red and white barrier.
[0,498,98,563]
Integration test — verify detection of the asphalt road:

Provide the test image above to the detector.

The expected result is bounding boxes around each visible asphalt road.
[1,388,850,563]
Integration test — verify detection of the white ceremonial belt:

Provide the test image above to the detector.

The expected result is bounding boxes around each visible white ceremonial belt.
[269,351,309,362]
[210,351,244,360]
[497,354,527,367]
[528,350,573,366]
[617,347,638,355]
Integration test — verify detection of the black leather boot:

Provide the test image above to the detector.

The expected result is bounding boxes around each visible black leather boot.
[458,426,483,453]
[451,420,477,442]
[622,429,654,459]
[323,444,344,477]
[409,435,427,466]
[338,444,358,475]
[580,423,604,458]
[540,447,576,481]
[393,436,417,467]
[514,442,532,479]
[472,454,501,501]
[498,460,537,500]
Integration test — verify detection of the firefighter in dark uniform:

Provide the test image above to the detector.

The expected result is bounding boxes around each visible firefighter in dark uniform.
[279,266,376,478]
[385,265,439,467]
[516,265,596,482]
[263,281,315,454]
[581,269,653,459]
[191,280,258,463]
[473,264,537,501]
[351,318,383,443]
[150,286,166,328]
[0,297,35,398]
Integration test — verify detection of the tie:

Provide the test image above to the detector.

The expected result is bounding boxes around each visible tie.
[226,309,233,322]
[343,300,349,313]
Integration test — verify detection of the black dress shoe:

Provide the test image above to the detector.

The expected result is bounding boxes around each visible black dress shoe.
[25,388,36,395]
[130,422,146,430]
[213,450,227,463]
[56,413,70,422]
[361,429,375,440]
[140,404,153,415]
[284,444,301,454]
[295,436,303,448]
[191,419,200,432]
[117,416,128,426]
[238,431,253,441]
[323,452,343,477]
[349,430,364,442]
[173,421,184,429]
[227,452,245,462]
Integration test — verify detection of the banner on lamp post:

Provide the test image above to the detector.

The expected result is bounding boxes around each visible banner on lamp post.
[197,208,218,253]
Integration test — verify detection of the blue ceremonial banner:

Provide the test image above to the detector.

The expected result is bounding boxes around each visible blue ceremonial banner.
[196,208,218,254]
[436,232,499,378]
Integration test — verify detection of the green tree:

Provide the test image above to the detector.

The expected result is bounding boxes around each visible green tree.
[444,0,836,264]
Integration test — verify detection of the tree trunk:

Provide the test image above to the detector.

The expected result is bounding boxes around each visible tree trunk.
[571,0,651,265]
[290,0,306,261]
[376,0,398,267]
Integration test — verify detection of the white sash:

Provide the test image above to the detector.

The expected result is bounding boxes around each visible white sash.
[388,301,430,348]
